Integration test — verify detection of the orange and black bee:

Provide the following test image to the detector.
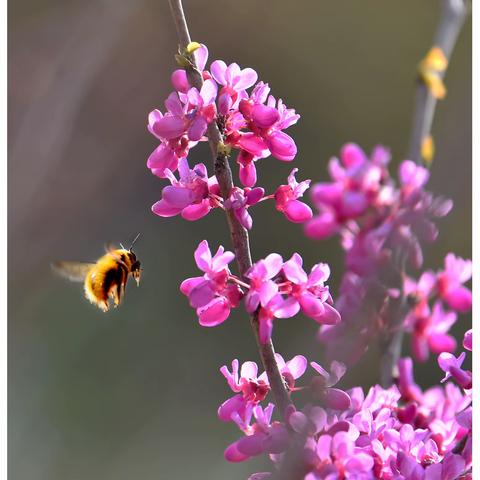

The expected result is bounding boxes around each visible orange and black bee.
[52,234,142,312]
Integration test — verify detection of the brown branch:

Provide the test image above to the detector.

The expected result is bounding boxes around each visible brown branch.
[380,0,469,387]
[168,0,293,417]
[408,0,468,164]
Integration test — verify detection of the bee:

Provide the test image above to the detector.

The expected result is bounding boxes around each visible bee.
[52,234,142,312]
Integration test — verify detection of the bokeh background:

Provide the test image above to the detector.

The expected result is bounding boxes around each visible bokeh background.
[9,1,471,479]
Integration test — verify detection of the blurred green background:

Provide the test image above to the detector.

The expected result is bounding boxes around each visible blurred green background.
[9,1,471,479]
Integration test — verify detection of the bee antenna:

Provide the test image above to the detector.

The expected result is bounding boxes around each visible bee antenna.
[129,233,141,251]
[119,243,126,250]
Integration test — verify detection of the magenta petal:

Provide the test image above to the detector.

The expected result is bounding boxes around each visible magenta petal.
[251,104,280,128]
[304,212,338,240]
[266,131,297,161]
[444,286,472,313]
[238,133,270,157]
[194,240,212,271]
[171,69,189,93]
[463,329,472,351]
[189,280,215,308]
[283,254,308,284]
[179,276,204,296]
[147,145,178,178]
[237,433,266,456]
[443,453,466,480]
[314,303,341,325]
[235,68,258,90]
[428,333,456,354]
[323,388,351,410]
[198,298,230,327]
[299,292,325,319]
[246,187,264,205]
[263,253,284,278]
[285,355,308,379]
[218,394,245,421]
[162,185,194,208]
[274,297,300,319]
[344,453,374,473]
[340,143,367,167]
[224,442,250,462]
[210,60,227,85]
[239,163,257,187]
[151,199,181,217]
[153,115,186,139]
[188,116,208,141]
[181,200,211,221]
[341,191,368,217]
[283,200,313,223]
[193,44,209,71]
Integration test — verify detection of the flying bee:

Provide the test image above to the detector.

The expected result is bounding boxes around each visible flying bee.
[52,234,142,312]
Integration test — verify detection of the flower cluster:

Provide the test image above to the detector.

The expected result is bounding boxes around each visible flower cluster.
[404,254,472,362]
[181,241,340,343]
[305,143,470,366]
[220,350,471,479]
[148,44,312,228]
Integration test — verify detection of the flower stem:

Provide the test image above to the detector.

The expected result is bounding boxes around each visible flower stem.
[408,0,468,164]
[168,0,293,417]
[380,0,469,388]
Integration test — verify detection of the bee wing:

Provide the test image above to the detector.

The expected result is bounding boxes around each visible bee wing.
[51,261,95,282]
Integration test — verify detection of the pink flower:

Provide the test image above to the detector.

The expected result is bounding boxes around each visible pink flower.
[210,60,258,114]
[406,301,457,362]
[310,361,351,410]
[245,254,283,313]
[180,240,242,327]
[437,253,472,313]
[224,187,265,230]
[312,431,374,478]
[152,158,220,221]
[151,82,217,142]
[218,359,270,422]
[273,353,308,391]
[282,253,340,324]
[237,83,300,162]
[399,160,430,197]
[224,404,290,462]
[438,352,472,389]
[274,169,313,223]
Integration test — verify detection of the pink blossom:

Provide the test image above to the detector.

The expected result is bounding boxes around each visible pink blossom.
[406,301,457,362]
[224,404,290,462]
[245,254,283,313]
[437,253,472,313]
[310,361,351,410]
[180,240,242,327]
[218,359,269,422]
[438,352,472,389]
[151,82,217,142]
[282,253,340,324]
[210,60,258,114]
[224,186,264,230]
[237,83,300,162]
[274,169,313,223]
[152,158,220,221]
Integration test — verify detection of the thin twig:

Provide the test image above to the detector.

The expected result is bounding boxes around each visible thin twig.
[168,0,293,417]
[408,0,468,164]
[380,0,469,387]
